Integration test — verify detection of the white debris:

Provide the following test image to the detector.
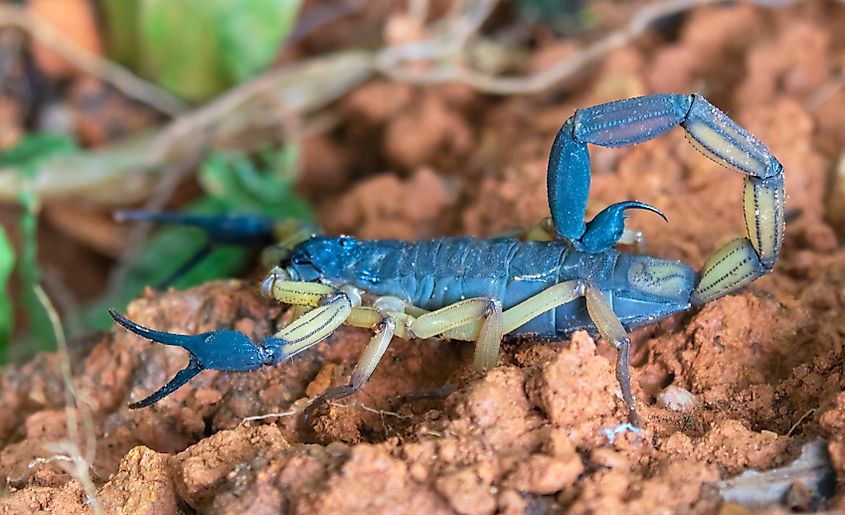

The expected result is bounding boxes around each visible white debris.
[656,385,697,412]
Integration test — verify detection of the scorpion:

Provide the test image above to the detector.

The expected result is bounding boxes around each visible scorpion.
[110,94,784,425]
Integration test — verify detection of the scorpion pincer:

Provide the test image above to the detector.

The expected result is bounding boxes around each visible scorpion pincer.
[110,94,784,425]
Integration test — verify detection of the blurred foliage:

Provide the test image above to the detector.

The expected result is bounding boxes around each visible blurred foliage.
[0,134,78,358]
[0,228,14,356]
[0,134,78,168]
[199,145,305,209]
[101,0,303,101]
[80,146,312,331]
[517,0,596,34]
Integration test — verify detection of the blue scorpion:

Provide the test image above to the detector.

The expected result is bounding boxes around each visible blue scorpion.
[110,94,784,424]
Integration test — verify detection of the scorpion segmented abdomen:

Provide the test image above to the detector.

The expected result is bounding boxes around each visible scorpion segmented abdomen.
[339,238,567,311]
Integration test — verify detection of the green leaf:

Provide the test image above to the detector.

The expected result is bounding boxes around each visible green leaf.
[137,0,303,101]
[199,147,311,217]
[139,0,225,101]
[15,177,52,352]
[100,0,141,69]
[0,133,77,168]
[216,0,302,83]
[0,227,15,358]
[0,134,77,355]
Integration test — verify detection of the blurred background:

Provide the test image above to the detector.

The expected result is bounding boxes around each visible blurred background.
[0,0,842,363]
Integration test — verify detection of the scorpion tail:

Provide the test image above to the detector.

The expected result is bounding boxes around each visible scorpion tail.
[115,210,276,246]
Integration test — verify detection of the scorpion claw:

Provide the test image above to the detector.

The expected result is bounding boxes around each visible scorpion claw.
[581,200,667,253]
[109,310,279,407]
[114,210,276,246]
[109,309,203,348]
[127,358,203,409]
[115,210,278,288]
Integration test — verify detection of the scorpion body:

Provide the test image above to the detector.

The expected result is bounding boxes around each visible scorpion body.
[110,93,785,425]
[291,236,694,338]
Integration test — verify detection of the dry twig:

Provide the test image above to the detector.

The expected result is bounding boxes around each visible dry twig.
[330,401,414,420]
[805,67,845,111]
[379,0,738,94]
[33,285,102,515]
[242,409,300,423]
[786,408,815,437]
[0,4,185,116]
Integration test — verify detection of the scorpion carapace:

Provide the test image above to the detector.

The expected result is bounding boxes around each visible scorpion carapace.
[110,94,785,425]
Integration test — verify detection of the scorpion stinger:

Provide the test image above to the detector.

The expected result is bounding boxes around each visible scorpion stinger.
[580,200,667,253]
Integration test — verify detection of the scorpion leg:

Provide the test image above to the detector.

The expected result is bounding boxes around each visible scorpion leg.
[499,279,640,423]
[433,281,587,370]
[412,298,506,371]
[583,284,640,426]
[524,218,556,242]
[305,314,398,416]
[437,280,586,342]
[474,300,504,371]
[438,281,640,423]
[334,297,508,372]
[618,228,646,253]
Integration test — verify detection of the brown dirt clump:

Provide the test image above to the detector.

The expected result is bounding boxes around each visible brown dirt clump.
[4,1,845,513]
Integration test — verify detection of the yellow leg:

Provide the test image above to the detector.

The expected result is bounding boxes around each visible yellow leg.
[386,281,586,371]
[260,277,356,358]
[338,297,509,372]
[494,217,556,241]
[266,278,334,307]
[265,280,508,403]
[411,298,491,337]
[306,315,398,414]
[264,277,639,424]
[259,277,406,412]
[525,217,557,242]
[415,280,640,424]
[474,300,503,371]
[411,298,507,371]
[441,280,585,340]
[269,291,353,359]
[584,284,639,426]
